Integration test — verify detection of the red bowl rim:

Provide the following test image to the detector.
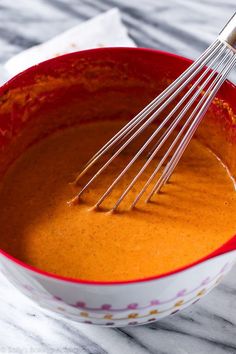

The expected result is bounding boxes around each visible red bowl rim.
[0,46,235,286]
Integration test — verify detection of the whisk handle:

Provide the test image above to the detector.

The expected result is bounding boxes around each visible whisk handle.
[219,12,236,50]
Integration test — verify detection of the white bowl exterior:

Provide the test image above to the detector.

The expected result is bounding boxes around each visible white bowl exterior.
[0,251,235,326]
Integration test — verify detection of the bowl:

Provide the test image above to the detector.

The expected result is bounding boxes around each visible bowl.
[0,47,235,327]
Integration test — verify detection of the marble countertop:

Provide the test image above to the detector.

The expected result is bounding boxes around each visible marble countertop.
[0,0,236,353]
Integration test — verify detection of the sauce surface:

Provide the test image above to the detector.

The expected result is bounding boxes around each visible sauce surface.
[0,121,235,281]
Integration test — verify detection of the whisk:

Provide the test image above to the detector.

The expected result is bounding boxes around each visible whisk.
[70,12,236,211]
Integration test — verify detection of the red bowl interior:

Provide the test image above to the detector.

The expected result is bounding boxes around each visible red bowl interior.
[0,47,235,285]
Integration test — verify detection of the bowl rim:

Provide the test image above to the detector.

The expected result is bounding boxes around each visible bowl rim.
[0,46,235,286]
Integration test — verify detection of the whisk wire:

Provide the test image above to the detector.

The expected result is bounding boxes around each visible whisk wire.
[97,45,232,210]
[72,41,224,202]
[70,13,236,210]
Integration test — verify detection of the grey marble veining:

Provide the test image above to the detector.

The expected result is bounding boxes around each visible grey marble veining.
[0,1,236,353]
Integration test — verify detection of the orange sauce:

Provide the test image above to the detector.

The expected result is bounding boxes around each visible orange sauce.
[0,121,235,281]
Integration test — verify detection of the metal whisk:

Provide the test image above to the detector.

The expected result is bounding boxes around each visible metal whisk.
[70,12,236,211]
